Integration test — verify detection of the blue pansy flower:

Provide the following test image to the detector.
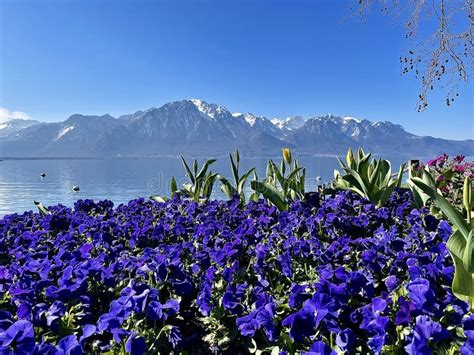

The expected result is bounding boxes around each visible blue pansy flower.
[125,333,146,355]
[304,340,336,355]
[57,335,82,355]
[0,320,36,353]
[146,299,179,321]
[405,315,449,354]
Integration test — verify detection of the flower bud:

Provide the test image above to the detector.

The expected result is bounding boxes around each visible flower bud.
[282,148,292,165]
[464,176,472,220]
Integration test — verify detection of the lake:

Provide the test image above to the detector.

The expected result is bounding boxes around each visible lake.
[0,155,422,215]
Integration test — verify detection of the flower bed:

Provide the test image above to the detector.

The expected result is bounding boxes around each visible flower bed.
[0,190,473,354]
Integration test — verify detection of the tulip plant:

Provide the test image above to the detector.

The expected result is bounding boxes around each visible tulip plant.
[250,148,306,211]
[411,172,474,309]
[333,148,406,207]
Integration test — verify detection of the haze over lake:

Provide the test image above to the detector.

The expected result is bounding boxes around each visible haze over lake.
[0,155,433,215]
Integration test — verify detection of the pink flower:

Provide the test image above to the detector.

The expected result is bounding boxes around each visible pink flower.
[453,165,465,173]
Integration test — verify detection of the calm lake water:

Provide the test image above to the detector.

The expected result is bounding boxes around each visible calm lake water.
[0,156,424,215]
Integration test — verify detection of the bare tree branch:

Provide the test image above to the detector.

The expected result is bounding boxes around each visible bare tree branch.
[351,0,473,111]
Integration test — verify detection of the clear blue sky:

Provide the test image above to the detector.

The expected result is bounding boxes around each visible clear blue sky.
[0,0,472,140]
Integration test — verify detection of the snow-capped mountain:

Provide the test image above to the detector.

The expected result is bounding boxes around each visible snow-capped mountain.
[0,119,40,137]
[232,112,282,137]
[271,116,306,131]
[0,99,472,157]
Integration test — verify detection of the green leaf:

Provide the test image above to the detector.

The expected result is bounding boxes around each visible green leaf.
[230,153,239,184]
[251,180,288,211]
[196,159,217,182]
[221,180,236,199]
[341,167,368,197]
[411,175,471,239]
[150,195,168,203]
[34,201,50,215]
[345,148,353,167]
[368,159,382,188]
[396,163,406,188]
[357,153,372,182]
[408,182,424,208]
[266,161,273,180]
[249,192,259,202]
[447,230,474,307]
[170,177,178,195]
[340,185,367,198]
[193,180,201,201]
[407,172,431,207]
[180,156,195,184]
[377,181,397,207]
[280,160,286,176]
[286,167,303,181]
[202,172,218,199]
[464,176,472,221]
[219,176,237,199]
[299,168,306,194]
[463,230,474,273]
[337,157,347,170]
[237,168,256,194]
[182,183,193,193]
[380,159,392,187]
[270,160,285,189]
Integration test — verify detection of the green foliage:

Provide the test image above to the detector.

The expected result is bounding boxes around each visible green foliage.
[151,157,218,203]
[407,164,433,208]
[34,200,50,215]
[333,147,406,207]
[217,149,257,203]
[250,180,288,211]
[177,156,218,202]
[411,171,474,309]
[464,176,472,222]
[250,148,306,211]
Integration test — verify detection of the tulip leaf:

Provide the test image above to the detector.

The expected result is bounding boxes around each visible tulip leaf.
[34,201,50,215]
[447,230,474,307]
[150,195,168,203]
[411,176,471,239]
[180,156,195,184]
[251,180,288,211]
[463,230,474,273]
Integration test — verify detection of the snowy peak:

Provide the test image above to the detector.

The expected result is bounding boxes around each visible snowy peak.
[243,113,258,126]
[271,116,306,130]
[0,119,40,138]
[189,99,229,119]
[343,116,362,124]
[232,112,261,127]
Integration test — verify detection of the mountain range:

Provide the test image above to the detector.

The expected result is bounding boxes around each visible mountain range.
[0,99,472,158]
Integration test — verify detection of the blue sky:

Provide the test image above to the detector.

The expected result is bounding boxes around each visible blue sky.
[0,0,472,139]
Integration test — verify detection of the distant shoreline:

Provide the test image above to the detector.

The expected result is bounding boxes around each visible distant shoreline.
[0,154,463,161]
